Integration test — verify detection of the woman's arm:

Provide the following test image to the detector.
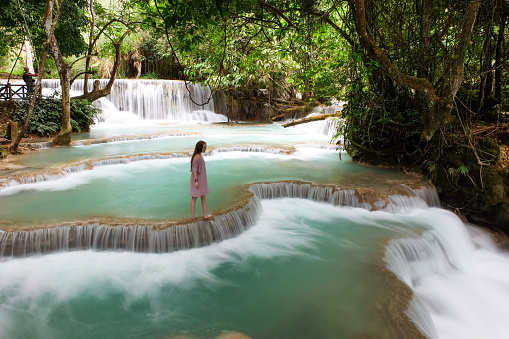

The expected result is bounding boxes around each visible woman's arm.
[192,155,200,187]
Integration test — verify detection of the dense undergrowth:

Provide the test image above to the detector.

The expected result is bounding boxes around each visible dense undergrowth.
[7,95,100,136]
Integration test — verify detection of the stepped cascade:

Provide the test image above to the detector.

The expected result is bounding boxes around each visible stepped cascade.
[1,79,508,339]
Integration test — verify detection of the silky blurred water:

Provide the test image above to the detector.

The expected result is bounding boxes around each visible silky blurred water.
[0,147,407,226]
[0,199,429,339]
[2,80,509,339]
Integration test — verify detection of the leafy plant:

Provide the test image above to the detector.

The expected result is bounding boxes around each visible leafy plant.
[448,165,470,185]
[140,72,159,79]
[423,160,437,173]
[8,95,100,136]
[0,146,7,158]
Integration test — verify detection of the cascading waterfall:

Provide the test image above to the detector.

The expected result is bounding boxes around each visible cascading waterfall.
[2,81,507,338]
[288,114,344,138]
[249,181,439,212]
[384,210,509,339]
[0,182,438,259]
[0,196,262,258]
[41,79,226,122]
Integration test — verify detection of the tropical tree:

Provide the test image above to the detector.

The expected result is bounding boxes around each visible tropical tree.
[1,0,139,146]
[140,0,350,117]
[8,0,58,153]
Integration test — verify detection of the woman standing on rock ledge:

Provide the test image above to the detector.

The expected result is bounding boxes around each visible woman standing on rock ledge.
[190,140,212,219]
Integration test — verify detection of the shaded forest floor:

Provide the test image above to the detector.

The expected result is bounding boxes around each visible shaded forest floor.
[471,121,509,169]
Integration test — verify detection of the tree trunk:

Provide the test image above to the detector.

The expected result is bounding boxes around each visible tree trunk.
[479,25,494,110]
[74,31,129,102]
[414,0,433,123]
[353,0,482,141]
[8,0,56,154]
[84,0,96,95]
[282,113,338,128]
[48,33,73,146]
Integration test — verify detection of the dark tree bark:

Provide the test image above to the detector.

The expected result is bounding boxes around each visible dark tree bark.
[478,10,495,111]
[75,14,130,102]
[353,0,482,142]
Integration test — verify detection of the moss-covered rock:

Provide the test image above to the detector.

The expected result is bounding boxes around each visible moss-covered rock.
[434,136,509,232]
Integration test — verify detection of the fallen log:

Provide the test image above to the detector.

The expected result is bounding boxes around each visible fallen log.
[282,113,340,128]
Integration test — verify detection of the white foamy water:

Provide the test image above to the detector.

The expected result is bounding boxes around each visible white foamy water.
[284,118,343,138]
[385,208,509,339]
[41,79,226,123]
[2,79,509,339]
[3,198,507,338]
[0,200,358,338]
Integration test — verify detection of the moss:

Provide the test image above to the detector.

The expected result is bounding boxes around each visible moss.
[430,134,509,230]
[0,145,7,158]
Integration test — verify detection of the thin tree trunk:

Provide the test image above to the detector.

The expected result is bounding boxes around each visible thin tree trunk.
[479,24,494,110]
[84,0,96,95]
[73,31,129,102]
[8,0,57,153]
[49,30,73,146]
[414,0,433,124]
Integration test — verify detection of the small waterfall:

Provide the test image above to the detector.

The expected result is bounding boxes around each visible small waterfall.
[405,295,439,339]
[249,182,370,209]
[311,104,344,115]
[0,196,262,258]
[211,146,285,155]
[384,229,460,339]
[2,173,66,188]
[72,132,192,146]
[249,182,438,213]
[289,116,344,138]
[0,153,191,190]
[295,143,343,151]
[0,181,438,259]
[1,148,295,190]
[90,153,189,167]
[383,209,509,339]
[41,79,226,122]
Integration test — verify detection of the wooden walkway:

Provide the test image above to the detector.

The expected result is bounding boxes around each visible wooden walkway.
[0,83,32,101]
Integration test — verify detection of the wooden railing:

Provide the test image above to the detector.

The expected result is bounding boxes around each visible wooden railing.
[0,83,32,101]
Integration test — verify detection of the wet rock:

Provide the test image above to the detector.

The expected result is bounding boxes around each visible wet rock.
[215,331,252,339]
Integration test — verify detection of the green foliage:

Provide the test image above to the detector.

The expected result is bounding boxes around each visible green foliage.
[0,0,88,62]
[423,160,437,174]
[342,66,423,164]
[8,95,100,136]
[142,0,350,100]
[140,72,159,79]
[0,146,7,159]
[54,1,89,57]
[448,165,470,185]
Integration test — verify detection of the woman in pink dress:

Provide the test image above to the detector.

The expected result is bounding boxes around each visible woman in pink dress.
[190,140,212,219]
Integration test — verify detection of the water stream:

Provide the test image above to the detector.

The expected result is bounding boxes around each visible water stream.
[1,80,509,339]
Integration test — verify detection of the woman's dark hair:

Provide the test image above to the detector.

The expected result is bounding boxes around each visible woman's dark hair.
[191,140,206,170]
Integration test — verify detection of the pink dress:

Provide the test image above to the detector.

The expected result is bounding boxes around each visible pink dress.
[190,155,210,197]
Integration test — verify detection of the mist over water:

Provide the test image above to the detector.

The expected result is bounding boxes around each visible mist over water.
[1,79,509,338]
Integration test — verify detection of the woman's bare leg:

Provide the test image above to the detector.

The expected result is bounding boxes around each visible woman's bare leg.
[201,196,212,218]
[191,197,198,218]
